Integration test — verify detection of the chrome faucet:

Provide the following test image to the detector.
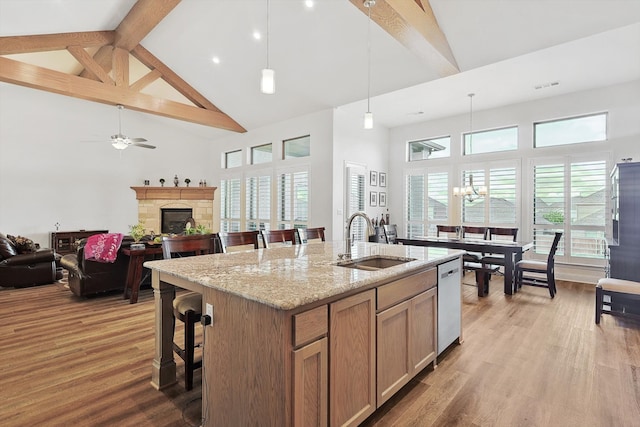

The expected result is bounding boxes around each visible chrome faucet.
[344,211,375,259]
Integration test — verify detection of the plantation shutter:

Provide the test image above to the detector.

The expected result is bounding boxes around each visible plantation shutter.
[220,177,241,232]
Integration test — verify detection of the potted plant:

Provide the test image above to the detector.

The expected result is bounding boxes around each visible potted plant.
[129,222,146,243]
[159,178,165,187]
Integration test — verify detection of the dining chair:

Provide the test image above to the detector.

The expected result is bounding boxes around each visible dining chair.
[515,232,563,298]
[260,228,298,248]
[382,224,398,244]
[297,227,326,243]
[218,230,261,252]
[161,233,213,390]
[436,225,458,237]
[481,227,519,273]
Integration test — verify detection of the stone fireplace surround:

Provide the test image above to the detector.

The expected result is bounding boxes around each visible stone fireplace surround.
[130,187,217,235]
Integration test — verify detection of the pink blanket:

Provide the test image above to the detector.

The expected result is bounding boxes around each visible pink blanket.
[84,233,124,263]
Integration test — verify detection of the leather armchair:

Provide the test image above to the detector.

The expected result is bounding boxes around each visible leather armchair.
[60,237,132,297]
[0,234,61,288]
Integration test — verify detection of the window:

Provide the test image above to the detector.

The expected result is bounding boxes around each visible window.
[220,177,241,232]
[534,113,607,148]
[246,174,271,230]
[464,126,518,155]
[277,169,309,229]
[460,165,518,226]
[408,136,450,161]
[346,166,366,241]
[224,150,242,168]
[405,170,449,237]
[532,157,607,262]
[283,135,310,159]
[251,143,272,165]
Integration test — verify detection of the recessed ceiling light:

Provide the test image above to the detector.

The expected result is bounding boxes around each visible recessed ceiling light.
[212,56,220,64]
[253,30,262,40]
[305,0,314,8]
[408,111,425,116]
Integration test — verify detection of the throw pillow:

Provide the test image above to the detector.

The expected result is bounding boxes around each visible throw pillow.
[7,234,37,254]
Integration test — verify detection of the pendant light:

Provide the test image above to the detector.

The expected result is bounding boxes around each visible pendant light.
[453,93,488,202]
[363,0,375,129]
[260,0,275,94]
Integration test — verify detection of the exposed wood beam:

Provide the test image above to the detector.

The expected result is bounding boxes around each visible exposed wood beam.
[113,47,129,87]
[0,31,114,55]
[0,56,246,133]
[114,0,181,51]
[79,45,113,80]
[349,0,459,77]
[132,45,221,112]
[130,69,162,92]
[67,45,114,84]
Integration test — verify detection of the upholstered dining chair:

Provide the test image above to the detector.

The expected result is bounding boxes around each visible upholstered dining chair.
[515,232,563,298]
[260,229,298,248]
[297,227,326,243]
[161,234,213,390]
[436,225,458,237]
[218,231,261,252]
[481,227,519,277]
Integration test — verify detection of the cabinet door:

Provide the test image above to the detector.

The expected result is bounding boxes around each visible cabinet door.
[376,299,411,406]
[293,338,328,427]
[330,290,376,427]
[410,287,437,373]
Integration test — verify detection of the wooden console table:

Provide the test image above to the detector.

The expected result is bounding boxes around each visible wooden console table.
[50,230,108,255]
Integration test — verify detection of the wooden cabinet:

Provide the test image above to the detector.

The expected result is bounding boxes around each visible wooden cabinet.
[376,269,437,406]
[50,229,108,255]
[609,162,640,281]
[330,290,376,427]
[292,306,328,427]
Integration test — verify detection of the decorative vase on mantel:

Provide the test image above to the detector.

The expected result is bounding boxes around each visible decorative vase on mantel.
[173,175,179,187]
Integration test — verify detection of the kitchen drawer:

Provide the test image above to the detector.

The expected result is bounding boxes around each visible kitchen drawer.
[292,305,328,348]
[377,268,436,312]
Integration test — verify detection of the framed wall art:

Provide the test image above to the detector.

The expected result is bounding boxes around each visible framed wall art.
[370,191,377,207]
[379,192,386,207]
[370,170,377,187]
[379,172,386,187]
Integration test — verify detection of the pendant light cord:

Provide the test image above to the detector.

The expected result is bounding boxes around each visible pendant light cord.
[366,4,372,113]
[266,0,270,69]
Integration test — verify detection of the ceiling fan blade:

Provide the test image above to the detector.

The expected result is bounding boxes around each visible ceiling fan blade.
[128,137,148,142]
[131,142,156,149]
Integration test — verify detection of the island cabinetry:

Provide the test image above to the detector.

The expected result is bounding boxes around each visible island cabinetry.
[376,268,437,406]
[330,290,376,427]
[292,306,328,427]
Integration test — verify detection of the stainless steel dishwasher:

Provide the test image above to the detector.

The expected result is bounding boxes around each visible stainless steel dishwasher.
[437,257,462,355]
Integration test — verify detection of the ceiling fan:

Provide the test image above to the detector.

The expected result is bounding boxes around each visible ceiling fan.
[109,104,156,150]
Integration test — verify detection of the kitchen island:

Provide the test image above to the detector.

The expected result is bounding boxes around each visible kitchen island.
[145,241,463,427]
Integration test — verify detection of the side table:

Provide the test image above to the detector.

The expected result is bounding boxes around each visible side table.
[121,245,163,303]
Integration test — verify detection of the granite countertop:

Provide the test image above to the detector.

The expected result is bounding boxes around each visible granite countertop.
[144,241,463,311]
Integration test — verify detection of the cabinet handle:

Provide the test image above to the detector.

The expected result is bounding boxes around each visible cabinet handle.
[441,268,459,279]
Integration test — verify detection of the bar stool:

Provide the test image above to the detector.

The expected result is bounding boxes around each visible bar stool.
[162,234,213,390]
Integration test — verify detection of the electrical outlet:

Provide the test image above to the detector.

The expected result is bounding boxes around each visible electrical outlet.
[206,303,213,326]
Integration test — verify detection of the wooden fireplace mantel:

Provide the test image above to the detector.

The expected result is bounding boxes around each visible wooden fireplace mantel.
[130,186,216,201]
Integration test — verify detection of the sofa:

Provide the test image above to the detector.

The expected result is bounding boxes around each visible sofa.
[60,236,157,297]
[0,233,62,288]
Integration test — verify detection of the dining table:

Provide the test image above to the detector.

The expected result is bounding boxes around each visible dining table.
[396,236,533,295]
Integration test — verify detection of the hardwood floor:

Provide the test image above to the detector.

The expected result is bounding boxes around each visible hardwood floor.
[1,275,638,426]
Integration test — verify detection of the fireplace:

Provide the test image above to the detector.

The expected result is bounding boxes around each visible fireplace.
[131,186,217,235]
[161,208,193,234]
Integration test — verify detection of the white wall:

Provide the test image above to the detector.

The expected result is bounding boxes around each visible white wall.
[388,80,640,283]
[332,107,390,241]
[0,83,214,247]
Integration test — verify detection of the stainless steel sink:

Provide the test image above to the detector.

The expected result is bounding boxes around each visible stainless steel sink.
[336,255,416,271]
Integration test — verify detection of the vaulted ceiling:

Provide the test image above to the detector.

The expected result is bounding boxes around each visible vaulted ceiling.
[1,0,639,141]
